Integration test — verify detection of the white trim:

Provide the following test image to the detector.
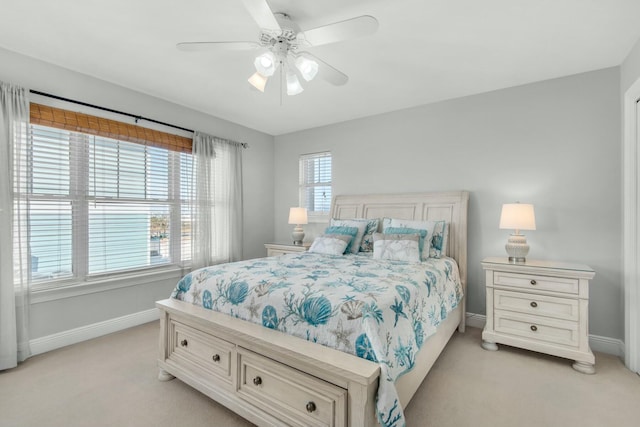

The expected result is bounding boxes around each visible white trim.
[465,312,487,329]
[29,267,185,304]
[623,76,640,373]
[29,308,159,356]
[590,334,625,359]
[465,313,624,357]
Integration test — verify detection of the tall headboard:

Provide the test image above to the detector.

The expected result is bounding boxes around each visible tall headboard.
[331,191,470,325]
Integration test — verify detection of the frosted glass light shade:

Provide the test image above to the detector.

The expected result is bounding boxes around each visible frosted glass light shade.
[295,56,319,81]
[499,203,536,231]
[248,72,268,92]
[288,207,308,225]
[254,52,277,76]
[286,72,304,96]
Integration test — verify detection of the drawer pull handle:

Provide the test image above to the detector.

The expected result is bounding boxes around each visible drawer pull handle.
[306,401,317,413]
[530,301,538,308]
[212,354,220,362]
[530,325,538,332]
[252,376,262,386]
[180,339,188,347]
[530,280,537,285]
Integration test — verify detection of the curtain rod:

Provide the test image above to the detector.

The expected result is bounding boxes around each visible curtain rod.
[29,89,248,148]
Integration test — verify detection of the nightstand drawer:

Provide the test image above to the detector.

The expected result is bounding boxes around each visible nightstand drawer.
[494,271,579,295]
[267,249,290,257]
[494,310,579,348]
[494,289,579,321]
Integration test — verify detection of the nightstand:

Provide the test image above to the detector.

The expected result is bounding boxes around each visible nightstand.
[481,257,596,374]
[264,243,310,257]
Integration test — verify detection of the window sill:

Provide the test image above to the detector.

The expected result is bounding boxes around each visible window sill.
[30,265,189,304]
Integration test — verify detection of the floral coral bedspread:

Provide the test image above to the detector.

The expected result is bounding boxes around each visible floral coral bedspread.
[171,252,463,427]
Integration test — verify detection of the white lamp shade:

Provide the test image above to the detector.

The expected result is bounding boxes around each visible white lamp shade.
[295,55,319,82]
[286,72,304,96]
[254,52,277,76]
[499,203,536,231]
[288,207,308,225]
[248,72,268,92]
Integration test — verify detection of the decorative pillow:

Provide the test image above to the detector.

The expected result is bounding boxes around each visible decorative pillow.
[359,218,380,252]
[329,219,368,254]
[372,233,420,262]
[383,218,446,259]
[382,218,433,260]
[333,218,380,252]
[384,227,428,254]
[429,221,448,258]
[324,225,359,254]
[308,234,352,255]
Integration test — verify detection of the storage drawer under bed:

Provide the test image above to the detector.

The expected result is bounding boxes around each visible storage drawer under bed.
[168,319,234,384]
[237,348,347,427]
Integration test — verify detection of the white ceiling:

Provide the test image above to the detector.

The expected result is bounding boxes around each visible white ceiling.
[1,0,639,136]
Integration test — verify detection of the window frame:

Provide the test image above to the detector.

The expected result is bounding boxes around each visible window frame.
[298,151,332,222]
[18,103,194,293]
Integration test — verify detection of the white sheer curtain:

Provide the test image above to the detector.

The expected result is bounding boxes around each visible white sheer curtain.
[191,131,243,270]
[0,82,30,370]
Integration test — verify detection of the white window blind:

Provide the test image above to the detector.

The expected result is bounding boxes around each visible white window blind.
[16,124,192,286]
[299,152,332,216]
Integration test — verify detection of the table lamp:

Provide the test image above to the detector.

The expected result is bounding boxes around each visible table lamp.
[288,207,308,245]
[499,203,536,263]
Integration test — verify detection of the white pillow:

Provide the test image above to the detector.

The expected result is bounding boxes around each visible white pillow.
[308,235,351,255]
[372,233,421,262]
[330,219,368,254]
[382,218,436,260]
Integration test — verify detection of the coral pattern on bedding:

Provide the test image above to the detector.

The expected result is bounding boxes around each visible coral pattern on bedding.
[171,252,462,427]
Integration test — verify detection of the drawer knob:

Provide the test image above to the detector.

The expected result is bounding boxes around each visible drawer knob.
[530,325,538,332]
[530,280,537,285]
[212,354,220,362]
[530,301,538,308]
[180,339,188,347]
[252,376,262,386]
[306,401,317,413]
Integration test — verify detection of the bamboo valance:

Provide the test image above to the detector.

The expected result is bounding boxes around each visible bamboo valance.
[30,103,192,153]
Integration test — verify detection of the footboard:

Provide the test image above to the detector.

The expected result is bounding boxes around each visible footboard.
[157,298,380,427]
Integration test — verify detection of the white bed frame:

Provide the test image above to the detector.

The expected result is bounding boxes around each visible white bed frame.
[156,191,469,427]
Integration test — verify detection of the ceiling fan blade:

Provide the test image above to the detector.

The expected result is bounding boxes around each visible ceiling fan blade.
[301,15,378,47]
[241,0,281,31]
[177,41,260,52]
[299,52,348,86]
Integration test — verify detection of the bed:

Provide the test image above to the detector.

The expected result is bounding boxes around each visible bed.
[156,191,469,427]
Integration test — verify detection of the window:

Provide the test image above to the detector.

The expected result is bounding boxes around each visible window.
[15,106,193,288]
[299,152,332,219]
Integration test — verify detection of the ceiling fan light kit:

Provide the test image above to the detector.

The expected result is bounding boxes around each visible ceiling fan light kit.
[177,0,378,96]
[247,72,268,92]
[295,55,318,81]
[254,51,277,76]
[286,71,304,95]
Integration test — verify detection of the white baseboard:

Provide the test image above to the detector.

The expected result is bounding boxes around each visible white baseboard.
[465,312,624,357]
[29,308,159,356]
[465,312,487,329]
[28,309,625,359]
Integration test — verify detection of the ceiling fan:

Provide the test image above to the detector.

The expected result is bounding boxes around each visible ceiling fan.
[177,0,378,96]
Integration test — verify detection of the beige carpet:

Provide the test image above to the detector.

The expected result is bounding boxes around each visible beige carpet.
[1,322,639,427]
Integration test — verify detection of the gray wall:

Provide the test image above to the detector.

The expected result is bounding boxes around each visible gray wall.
[0,47,275,339]
[274,67,622,340]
